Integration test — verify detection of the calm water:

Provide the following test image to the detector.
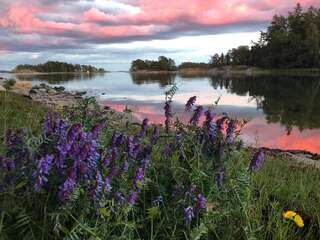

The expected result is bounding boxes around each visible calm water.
[3,72,320,153]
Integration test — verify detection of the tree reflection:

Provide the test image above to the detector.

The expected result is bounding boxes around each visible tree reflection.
[15,73,105,84]
[130,73,177,87]
[209,75,320,132]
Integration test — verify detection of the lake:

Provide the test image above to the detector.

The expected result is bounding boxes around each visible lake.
[3,72,320,153]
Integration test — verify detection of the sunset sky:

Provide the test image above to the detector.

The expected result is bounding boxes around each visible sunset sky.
[1,0,320,70]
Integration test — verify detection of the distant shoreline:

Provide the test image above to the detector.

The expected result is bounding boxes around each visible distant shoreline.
[131,67,320,76]
[10,71,108,75]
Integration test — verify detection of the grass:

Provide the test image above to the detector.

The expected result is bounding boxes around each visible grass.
[0,91,47,144]
[0,95,319,239]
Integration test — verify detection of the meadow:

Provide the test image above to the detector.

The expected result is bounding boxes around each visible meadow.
[0,91,319,240]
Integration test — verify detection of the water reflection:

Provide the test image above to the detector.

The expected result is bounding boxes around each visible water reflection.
[131,73,176,87]
[208,75,320,133]
[14,72,105,84]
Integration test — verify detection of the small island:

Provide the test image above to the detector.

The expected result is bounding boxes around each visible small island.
[12,61,106,74]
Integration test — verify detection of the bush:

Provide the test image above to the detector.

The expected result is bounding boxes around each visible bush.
[3,79,16,90]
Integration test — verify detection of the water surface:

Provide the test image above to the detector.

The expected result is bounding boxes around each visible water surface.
[4,72,320,153]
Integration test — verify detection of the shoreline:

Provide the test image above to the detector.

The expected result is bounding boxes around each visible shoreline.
[1,80,319,159]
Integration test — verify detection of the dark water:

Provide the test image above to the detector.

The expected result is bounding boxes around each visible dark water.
[4,72,320,153]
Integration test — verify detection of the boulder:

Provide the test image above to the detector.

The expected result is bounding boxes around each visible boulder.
[14,81,32,90]
[0,85,6,91]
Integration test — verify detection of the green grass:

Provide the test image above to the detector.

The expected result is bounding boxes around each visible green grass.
[0,91,47,143]
[246,151,320,239]
[0,95,319,239]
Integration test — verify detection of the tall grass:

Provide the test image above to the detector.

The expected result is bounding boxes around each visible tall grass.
[0,94,319,239]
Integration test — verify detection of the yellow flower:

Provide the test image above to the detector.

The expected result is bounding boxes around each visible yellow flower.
[282,210,304,228]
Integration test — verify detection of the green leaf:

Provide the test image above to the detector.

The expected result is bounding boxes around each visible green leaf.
[190,223,208,240]
[147,207,159,219]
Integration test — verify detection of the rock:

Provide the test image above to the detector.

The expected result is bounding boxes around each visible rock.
[0,85,6,91]
[14,81,32,90]
[54,86,65,92]
[29,89,38,95]
[46,88,57,94]
[74,91,87,96]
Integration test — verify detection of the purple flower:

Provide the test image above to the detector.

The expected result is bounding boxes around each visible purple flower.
[164,100,172,118]
[137,118,149,138]
[114,191,125,204]
[5,129,24,146]
[90,122,104,139]
[92,171,103,201]
[184,206,194,224]
[1,157,15,171]
[122,160,129,172]
[128,190,138,205]
[189,106,204,126]
[204,109,215,127]
[163,143,173,156]
[164,100,172,133]
[185,96,197,112]
[59,168,77,201]
[226,120,236,144]
[176,132,183,150]
[151,126,160,145]
[195,194,206,210]
[215,168,225,190]
[217,116,229,134]
[33,154,54,192]
[134,167,145,191]
[110,132,123,148]
[208,120,217,143]
[127,136,138,160]
[104,177,112,193]
[67,123,82,142]
[248,149,265,172]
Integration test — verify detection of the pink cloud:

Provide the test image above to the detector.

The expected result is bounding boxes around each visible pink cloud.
[1,0,320,47]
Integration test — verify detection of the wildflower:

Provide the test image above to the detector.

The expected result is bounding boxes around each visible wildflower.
[195,194,206,210]
[136,118,149,139]
[204,109,215,127]
[248,149,265,172]
[114,192,125,204]
[208,120,217,143]
[134,167,145,191]
[33,154,54,192]
[189,106,203,126]
[141,145,152,169]
[58,168,77,201]
[226,120,236,144]
[164,100,172,118]
[90,122,104,139]
[283,211,304,228]
[122,160,129,172]
[1,157,15,171]
[185,96,197,112]
[67,123,82,142]
[184,206,194,224]
[163,143,173,156]
[176,132,183,150]
[151,126,160,145]
[128,190,138,205]
[92,171,103,201]
[215,168,225,190]
[164,100,172,133]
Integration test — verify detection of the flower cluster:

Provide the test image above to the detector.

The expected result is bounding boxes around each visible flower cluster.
[185,96,197,112]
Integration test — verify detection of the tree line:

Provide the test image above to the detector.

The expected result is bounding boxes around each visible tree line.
[13,61,105,73]
[132,4,320,71]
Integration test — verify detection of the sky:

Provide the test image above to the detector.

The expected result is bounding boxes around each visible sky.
[0,0,320,71]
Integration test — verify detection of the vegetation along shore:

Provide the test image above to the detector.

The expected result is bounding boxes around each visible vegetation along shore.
[1,78,320,239]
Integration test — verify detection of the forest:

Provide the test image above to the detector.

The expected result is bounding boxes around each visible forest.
[12,61,106,73]
[134,4,320,71]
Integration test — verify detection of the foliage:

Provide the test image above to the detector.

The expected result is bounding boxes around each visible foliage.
[205,4,320,69]
[131,56,177,71]
[2,79,16,90]
[13,61,105,73]
[0,93,319,239]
